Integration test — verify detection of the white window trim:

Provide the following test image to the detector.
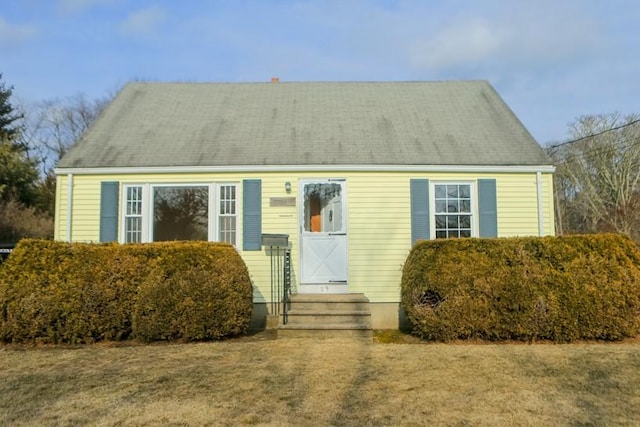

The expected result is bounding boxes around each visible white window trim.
[121,183,147,243]
[120,182,238,245]
[215,183,238,244]
[429,181,479,239]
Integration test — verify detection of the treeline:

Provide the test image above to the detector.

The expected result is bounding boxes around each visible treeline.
[0,74,109,242]
[547,113,640,243]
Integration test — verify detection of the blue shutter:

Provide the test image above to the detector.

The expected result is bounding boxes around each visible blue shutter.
[410,179,430,245]
[99,181,119,242]
[243,179,262,251]
[478,179,498,238]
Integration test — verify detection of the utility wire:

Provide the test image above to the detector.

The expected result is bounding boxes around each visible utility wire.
[551,140,640,168]
[547,119,640,166]
[547,118,640,151]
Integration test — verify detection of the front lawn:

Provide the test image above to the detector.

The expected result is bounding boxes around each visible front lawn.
[1,335,639,425]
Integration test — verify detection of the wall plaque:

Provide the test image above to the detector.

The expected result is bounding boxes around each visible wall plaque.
[270,197,296,207]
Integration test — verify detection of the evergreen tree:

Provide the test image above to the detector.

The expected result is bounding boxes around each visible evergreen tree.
[0,74,23,144]
[0,74,53,240]
[0,74,38,207]
[0,136,38,205]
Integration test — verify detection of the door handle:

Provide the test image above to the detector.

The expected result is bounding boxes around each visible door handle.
[328,232,346,236]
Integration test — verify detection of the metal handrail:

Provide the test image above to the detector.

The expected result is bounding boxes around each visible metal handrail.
[282,248,291,324]
[262,233,292,326]
[267,245,292,325]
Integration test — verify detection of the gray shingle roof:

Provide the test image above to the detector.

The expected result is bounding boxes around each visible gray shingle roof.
[57,81,550,169]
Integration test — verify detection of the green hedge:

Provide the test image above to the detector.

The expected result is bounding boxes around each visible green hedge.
[0,240,252,344]
[401,234,640,342]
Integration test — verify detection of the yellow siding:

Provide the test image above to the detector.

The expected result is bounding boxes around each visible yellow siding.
[54,170,555,304]
[71,178,102,242]
[346,173,410,301]
[497,174,540,237]
[54,175,68,241]
[544,173,556,235]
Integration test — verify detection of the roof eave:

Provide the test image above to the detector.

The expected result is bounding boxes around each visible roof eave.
[54,164,556,175]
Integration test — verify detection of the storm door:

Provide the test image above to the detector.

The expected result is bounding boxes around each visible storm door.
[299,180,348,292]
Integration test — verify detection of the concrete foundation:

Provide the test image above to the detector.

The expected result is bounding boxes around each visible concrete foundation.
[369,302,409,330]
[250,303,268,331]
[265,314,280,329]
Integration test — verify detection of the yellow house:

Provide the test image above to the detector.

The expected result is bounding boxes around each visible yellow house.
[54,81,554,330]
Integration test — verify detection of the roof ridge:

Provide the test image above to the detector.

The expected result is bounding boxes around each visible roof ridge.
[125,79,491,86]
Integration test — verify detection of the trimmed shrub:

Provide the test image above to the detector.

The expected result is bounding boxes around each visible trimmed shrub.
[132,243,253,342]
[0,240,252,344]
[0,240,137,343]
[401,234,640,342]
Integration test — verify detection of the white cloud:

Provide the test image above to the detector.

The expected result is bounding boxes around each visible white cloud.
[0,16,37,50]
[412,18,503,70]
[119,6,167,39]
[181,1,604,81]
[410,2,604,72]
[58,0,117,14]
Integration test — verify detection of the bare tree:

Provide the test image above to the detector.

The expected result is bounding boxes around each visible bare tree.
[19,94,110,173]
[549,113,640,241]
[15,92,113,218]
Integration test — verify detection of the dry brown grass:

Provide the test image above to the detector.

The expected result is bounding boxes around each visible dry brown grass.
[1,333,639,426]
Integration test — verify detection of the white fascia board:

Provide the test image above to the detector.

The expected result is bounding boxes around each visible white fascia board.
[54,164,556,175]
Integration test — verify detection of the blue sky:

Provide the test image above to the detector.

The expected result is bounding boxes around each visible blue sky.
[2,0,638,145]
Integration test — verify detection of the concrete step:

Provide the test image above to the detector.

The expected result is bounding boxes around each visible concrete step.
[279,323,372,330]
[279,293,372,338]
[285,310,372,326]
[288,293,371,311]
[289,293,369,302]
[277,323,373,339]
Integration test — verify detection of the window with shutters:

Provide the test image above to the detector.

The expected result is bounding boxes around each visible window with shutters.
[122,183,237,245]
[431,182,478,239]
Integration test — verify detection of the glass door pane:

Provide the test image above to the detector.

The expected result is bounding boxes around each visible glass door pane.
[303,182,343,233]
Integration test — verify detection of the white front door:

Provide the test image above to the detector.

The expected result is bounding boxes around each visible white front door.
[299,179,348,293]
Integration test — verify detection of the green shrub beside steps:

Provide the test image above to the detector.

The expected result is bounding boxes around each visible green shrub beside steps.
[401,234,640,342]
[0,240,252,344]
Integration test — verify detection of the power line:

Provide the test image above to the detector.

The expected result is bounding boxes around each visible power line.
[547,118,640,151]
[550,138,640,167]
[548,127,640,167]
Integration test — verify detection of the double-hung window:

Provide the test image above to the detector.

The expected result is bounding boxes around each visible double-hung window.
[122,183,238,245]
[124,186,143,243]
[432,182,475,239]
[217,184,237,244]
